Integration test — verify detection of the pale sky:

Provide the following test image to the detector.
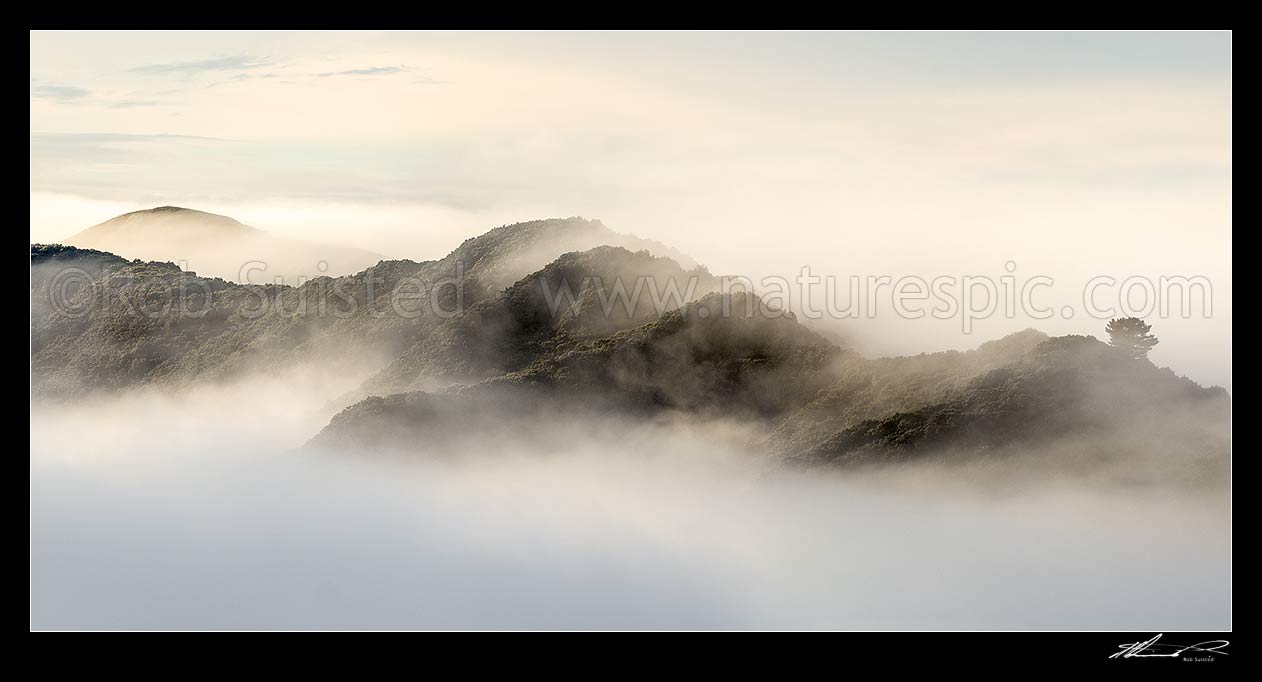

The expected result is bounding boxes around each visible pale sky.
[29,31,1232,386]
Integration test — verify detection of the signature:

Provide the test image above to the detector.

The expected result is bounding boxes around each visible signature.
[1110,634,1229,660]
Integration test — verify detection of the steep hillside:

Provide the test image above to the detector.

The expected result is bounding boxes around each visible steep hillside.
[307,291,845,452]
[362,246,718,393]
[766,329,1050,456]
[30,218,705,398]
[787,335,1230,480]
[308,323,1229,488]
[482,291,841,417]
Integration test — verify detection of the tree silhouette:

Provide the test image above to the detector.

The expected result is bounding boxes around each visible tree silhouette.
[1105,317,1159,360]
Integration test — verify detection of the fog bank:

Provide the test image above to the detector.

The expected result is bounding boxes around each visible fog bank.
[30,380,1230,630]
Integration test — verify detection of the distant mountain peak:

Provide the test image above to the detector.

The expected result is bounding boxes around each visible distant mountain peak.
[136,205,242,221]
[441,216,700,291]
[59,206,382,283]
[75,206,256,238]
[145,205,204,213]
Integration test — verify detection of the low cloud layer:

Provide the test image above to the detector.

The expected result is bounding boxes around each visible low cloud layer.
[30,377,1231,630]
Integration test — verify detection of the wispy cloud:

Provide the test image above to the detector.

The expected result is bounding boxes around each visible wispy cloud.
[317,66,406,78]
[30,133,232,164]
[31,84,170,109]
[108,99,165,109]
[131,55,271,76]
[31,84,89,102]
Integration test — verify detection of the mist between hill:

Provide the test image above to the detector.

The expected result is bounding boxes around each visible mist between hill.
[42,259,1215,332]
